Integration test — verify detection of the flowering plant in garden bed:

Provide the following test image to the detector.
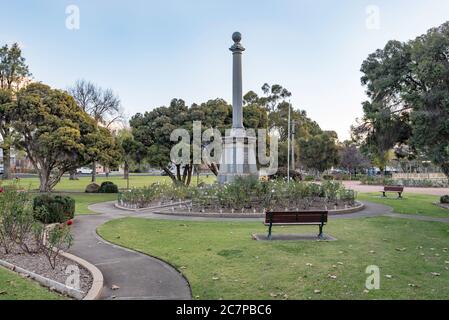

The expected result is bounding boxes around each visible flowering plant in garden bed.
[119,178,357,212]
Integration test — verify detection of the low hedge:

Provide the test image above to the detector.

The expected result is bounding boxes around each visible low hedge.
[99,181,119,193]
[33,194,75,224]
[441,195,449,204]
[85,183,100,193]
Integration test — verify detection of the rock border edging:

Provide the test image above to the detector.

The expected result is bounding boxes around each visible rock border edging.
[0,250,103,300]
[149,201,365,218]
[60,251,104,300]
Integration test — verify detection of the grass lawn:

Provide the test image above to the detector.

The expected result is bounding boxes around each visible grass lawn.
[6,175,215,192]
[98,216,449,300]
[358,193,449,218]
[0,266,64,300]
[67,193,118,215]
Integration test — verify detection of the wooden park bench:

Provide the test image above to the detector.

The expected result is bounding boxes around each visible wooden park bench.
[381,186,404,199]
[264,211,328,240]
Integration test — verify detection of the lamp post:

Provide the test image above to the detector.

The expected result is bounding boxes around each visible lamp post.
[287,100,291,182]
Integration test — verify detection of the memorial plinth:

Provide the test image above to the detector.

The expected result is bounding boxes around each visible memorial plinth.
[218,32,259,184]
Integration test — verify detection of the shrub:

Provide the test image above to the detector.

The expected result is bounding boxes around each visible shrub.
[33,223,73,269]
[0,186,36,254]
[322,174,335,181]
[304,176,315,182]
[339,189,356,205]
[99,181,118,193]
[85,183,100,193]
[33,194,75,224]
[269,167,302,181]
[441,195,449,204]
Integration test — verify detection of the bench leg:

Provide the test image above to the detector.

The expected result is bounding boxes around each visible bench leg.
[382,192,386,198]
[398,192,403,199]
[318,224,324,240]
[268,222,273,240]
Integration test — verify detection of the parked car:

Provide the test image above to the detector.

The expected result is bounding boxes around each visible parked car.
[77,167,93,174]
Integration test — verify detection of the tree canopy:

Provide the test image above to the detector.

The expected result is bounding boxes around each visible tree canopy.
[0,43,31,179]
[354,21,449,178]
[298,131,340,174]
[13,83,116,192]
[130,97,268,185]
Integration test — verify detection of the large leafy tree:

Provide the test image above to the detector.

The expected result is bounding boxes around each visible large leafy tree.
[13,83,116,192]
[0,43,31,179]
[244,85,322,169]
[354,22,449,179]
[298,131,340,174]
[131,99,193,185]
[116,128,147,181]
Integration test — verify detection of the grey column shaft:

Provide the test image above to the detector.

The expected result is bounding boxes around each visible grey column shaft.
[232,51,244,129]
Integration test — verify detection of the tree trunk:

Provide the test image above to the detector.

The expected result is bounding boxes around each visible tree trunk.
[162,166,177,184]
[207,163,219,176]
[91,161,96,182]
[441,163,449,182]
[2,147,11,180]
[186,164,193,186]
[69,169,78,180]
[39,169,51,193]
[124,162,129,180]
[176,164,181,181]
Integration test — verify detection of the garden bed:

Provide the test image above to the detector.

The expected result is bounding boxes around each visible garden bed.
[153,201,365,218]
[118,179,359,216]
[0,240,93,299]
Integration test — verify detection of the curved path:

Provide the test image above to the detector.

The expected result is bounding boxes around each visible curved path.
[69,205,192,300]
[70,200,449,300]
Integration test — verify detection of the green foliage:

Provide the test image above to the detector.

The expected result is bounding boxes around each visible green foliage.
[130,98,268,185]
[12,83,117,192]
[33,194,75,224]
[355,22,449,178]
[322,174,335,181]
[98,181,119,193]
[440,195,449,204]
[120,179,356,211]
[360,176,394,186]
[299,132,340,173]
[0,184,35,254]
[34,223,73,269]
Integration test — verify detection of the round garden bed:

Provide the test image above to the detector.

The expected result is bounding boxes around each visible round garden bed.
[117,179,363,217]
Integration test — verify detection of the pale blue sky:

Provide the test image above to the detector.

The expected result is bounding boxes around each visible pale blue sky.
[2,0,449,140]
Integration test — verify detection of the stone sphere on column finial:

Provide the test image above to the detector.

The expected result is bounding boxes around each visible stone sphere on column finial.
[232,32,242,43]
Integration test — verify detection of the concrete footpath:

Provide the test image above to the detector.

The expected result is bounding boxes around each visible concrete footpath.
[69,205,192,300]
